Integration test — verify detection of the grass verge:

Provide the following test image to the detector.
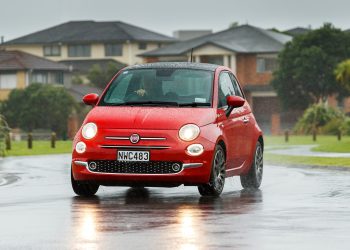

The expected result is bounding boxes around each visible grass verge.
[265,135,350,167]
[265,135,350,153]
[5,140,72,156]
[265,153,350,167]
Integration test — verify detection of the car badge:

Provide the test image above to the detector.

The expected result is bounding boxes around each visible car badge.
[130,134,140,144]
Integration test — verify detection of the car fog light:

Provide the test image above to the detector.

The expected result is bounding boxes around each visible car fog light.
[89,162,97,171]
[186,144,204,156]
[172,163,182,172]
[75,141,86,154]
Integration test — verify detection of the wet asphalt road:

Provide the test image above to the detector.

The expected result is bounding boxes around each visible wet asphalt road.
[0,155,350,250]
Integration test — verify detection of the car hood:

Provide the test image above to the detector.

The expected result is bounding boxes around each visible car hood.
[86,106,216,130]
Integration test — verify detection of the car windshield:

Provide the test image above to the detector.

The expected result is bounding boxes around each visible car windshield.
[100,68,213,107]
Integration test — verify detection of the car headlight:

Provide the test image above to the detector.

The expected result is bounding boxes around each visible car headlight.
[82,122,98,139]
[179,124,200,141]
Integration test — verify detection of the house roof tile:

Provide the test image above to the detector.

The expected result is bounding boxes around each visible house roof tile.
[0,50,69,71]
[4,21,175,45]
[140,25,292,57]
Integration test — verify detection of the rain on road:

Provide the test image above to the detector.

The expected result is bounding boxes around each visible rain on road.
[0,154,349,249]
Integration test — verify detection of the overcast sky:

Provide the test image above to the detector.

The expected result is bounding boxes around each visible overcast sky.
[1,0,349,41]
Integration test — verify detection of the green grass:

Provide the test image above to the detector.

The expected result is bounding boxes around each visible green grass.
[265,135,350,153]
[264,135,350,167]
[265,153,350,167]
[5,140,72,156]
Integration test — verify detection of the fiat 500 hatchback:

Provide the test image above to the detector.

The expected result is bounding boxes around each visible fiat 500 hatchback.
[71,62,264,197]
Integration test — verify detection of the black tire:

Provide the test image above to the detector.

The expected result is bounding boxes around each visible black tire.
[71,168,99,197]
[240,141,263,189]
[198,144,226,197]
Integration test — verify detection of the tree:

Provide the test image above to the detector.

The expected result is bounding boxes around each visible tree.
[294,103,345,134]
[272,23,350,110]
[1,84,77,138]
[229,22,239,28]
[335,59,350,91]
[87,62,124,89]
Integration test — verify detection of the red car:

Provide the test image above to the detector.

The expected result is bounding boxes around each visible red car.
[71,62,264,197]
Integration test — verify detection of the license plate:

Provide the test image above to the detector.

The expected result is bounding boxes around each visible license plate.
[117,151,150,162]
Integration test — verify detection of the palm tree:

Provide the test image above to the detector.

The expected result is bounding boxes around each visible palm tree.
[335,59,350,91]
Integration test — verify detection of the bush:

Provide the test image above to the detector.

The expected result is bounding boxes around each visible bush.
[0,115,9,156]
[294,103,346,134]
[1,84,77,138]
[320,117,348,135]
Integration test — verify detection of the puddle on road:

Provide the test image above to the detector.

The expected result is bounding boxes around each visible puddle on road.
[0,175,21,186]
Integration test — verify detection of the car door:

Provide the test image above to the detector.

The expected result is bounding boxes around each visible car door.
[229,73,254,168]
[217,71,246,170]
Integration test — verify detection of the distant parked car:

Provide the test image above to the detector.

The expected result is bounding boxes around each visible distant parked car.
[71,62,264,196]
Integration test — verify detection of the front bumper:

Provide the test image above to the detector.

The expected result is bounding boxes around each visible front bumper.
[71,128,216,186]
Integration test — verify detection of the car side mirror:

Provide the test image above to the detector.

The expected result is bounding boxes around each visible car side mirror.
[225,96,245,117]
[83,93,99,106]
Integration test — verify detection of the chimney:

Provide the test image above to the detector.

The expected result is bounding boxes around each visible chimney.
[0,36,4,44]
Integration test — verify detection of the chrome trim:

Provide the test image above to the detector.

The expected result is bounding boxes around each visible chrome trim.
[74,161,203,175]
[141,137,166,141]
[105,136,166,141]
[183,163,203,169]
[105,136,129,140]
[74,161,88,167]
[100,145,170,150]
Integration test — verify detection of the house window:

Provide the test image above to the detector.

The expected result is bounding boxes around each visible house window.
[200,55,224,65]
[68,45,91,57]
[31,72,48,84]
[0,73,17,89]
[138,43,147,50]
[105,43,123,56]
[256,57,278,73]
[43,45,61,56]
[52,72,64,84]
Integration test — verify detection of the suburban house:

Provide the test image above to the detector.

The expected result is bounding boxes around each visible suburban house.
[140,24,293,134]
[0,50,70,100]
[1,21,175,82]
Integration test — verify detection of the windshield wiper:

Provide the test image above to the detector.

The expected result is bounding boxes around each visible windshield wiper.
[179,102,211,107]
[108,101,180,106]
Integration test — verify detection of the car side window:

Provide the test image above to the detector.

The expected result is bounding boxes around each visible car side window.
[229,73,244,98]
[230,74,244,98]
[218,72,235,108]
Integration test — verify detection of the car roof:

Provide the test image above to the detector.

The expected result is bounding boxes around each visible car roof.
[124,62,220,72]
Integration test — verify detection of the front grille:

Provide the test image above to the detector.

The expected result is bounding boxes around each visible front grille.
[88,160,183,174]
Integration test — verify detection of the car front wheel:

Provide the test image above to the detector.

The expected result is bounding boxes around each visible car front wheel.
[71,168,99,197]
[198,144,226,197]
[240,141,263,189]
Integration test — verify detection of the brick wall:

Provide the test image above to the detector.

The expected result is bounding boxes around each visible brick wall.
[236,54,273,86]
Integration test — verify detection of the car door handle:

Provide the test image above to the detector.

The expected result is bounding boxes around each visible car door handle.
[243,117,249,124]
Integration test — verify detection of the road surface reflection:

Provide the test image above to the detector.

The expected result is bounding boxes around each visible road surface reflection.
[70,188,263,249]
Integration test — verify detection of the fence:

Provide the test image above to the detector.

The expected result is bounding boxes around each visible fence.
[6,132,58,150]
